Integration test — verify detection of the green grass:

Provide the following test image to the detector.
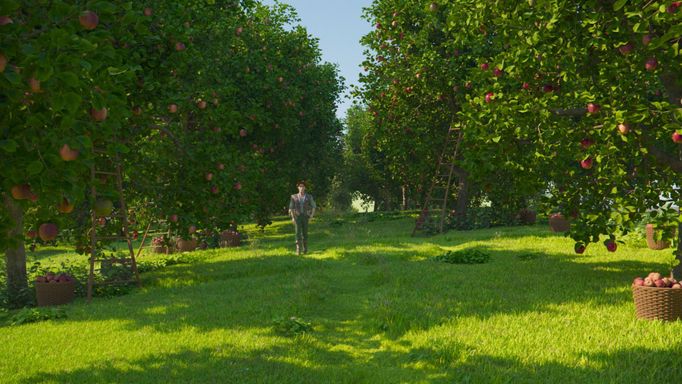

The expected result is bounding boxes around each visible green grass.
[2,212,682,383]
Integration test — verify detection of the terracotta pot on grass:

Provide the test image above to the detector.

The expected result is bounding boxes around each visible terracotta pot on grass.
[176,238,198,252]
[645,224,671,250]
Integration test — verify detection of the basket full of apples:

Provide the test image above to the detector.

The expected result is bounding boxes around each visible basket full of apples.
[35,273,76,307]
[632,272,682,321]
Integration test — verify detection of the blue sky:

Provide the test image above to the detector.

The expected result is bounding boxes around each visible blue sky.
[261,0,373,119]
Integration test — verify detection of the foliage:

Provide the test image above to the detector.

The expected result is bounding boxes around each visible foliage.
[2,306,67,326]
[272,315,313,336]
[359,0,682,273]
[1,0,344,304]
[433,248,490,264]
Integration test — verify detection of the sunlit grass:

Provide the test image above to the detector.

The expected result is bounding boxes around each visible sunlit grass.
[2,212,682,383]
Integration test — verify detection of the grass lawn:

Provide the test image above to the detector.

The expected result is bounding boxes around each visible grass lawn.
[1,212,682,383]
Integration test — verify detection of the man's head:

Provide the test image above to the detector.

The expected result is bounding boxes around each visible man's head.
[297,181,306,193]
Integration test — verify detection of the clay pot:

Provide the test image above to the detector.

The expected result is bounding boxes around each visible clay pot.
[176,238,198,252]
[646,224,671,250]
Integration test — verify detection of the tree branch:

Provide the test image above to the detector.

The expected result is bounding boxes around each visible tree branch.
[551,108,586,116]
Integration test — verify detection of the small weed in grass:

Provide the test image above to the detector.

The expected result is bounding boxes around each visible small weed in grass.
[433,249,490,264]
[3,307,67,326]
[517,253,542,261]
[272,316,313,336]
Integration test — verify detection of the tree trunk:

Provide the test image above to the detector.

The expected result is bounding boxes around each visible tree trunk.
[400,185,407,211]
[3,193,29,308]
[673,220,682,281]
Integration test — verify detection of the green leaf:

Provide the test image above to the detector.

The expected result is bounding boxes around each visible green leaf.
[613,0,627,11]
[64,93,82,114]
[0,139,18,153]
[492,136,501,143]
[58,72,79,86]
[27,161,44,175]
[107,67,128,76]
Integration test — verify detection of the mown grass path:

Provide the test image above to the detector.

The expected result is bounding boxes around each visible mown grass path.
[2,213,681,383]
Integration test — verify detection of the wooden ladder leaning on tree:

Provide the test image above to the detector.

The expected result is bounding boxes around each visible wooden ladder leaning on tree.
[86,146,141,303]
[412,125,465,236]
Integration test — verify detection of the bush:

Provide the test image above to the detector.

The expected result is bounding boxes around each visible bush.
[433,249,491,264]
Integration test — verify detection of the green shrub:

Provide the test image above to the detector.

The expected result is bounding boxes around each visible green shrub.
[272,316,313,336]
[433,249,491,264]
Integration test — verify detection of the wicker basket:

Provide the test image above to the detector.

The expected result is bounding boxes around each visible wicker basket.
[220,230,241,247]
[35,281,75,307]
[645,224,671,250]
[548,214,570,232]
[632,285,682,321]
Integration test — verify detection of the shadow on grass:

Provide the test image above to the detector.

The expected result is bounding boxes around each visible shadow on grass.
[65,242,664,338]
[16,341,682,383]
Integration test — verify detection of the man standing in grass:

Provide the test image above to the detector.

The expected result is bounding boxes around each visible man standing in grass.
[289,181,316,255]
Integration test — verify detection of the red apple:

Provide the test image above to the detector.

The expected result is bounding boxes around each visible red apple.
[79,11,99,30]
[0,53,6,72]
[132,106,142,116]
[205,173,213,181]
[480,62,489,71]
[168,104,178,113]
[90,107,108,122]
[648,272,662,281]
[11,184,32,200]
[28,77,41,93]
[235,26,243,36]
[633,277,645,286]
[239,129,247,137]
[618,123,630,135]
[586,103,600,114]
[580,138,594,149]
[0,16,13,25]
[605,239,617,252]
[580,157,593,169]
[59,144,79,161]
[672,131,682,143]
[143,7,153,16]
[27,230,37,239]
[189,225,197,234]
[217,163,225,170]
[543,84,554,93]
[375,22,382,30]
[38,223,58,241]
[667,1,681,13]
[672,284,682,289]
[170,214,178,223]
[618,43,633,55]
[642,34,653,46]
[58,198,74,214]
[644,277,655,287]
[521,82,530,90]
[654,279,666,288]
[211,185,219,194]
[197,100,207,109]
[645,57,657,71]
[484,92,494,103]
[493,67,503,77]
[175,42,186,51]
[234,182,242,190]
[574,243,586,254]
